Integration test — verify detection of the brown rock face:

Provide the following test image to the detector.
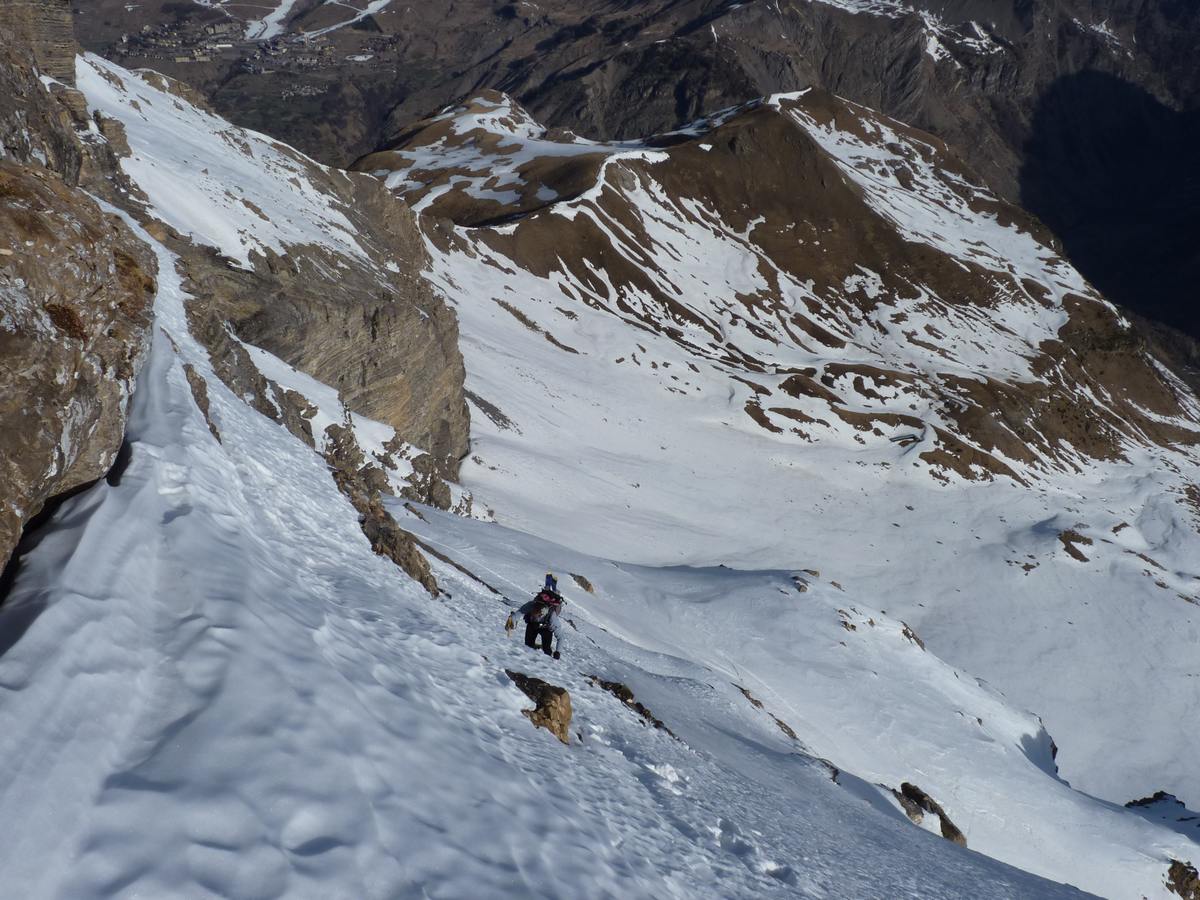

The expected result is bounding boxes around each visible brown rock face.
[172,159,469,487]
[1167,860,1200,900]
[588,676,675,738]
[0,24,83,183]
[0,0,75,85]
[0,162,155,571]
[894,782,968,847]
[323,423,439,596]
[0,16,156,574]
[505,670,572,744]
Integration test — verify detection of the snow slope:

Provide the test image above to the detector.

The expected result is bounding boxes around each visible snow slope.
[0,216,1098,899]
[77,55,371,269]
[409,92,1200,819]
[1,49,1196,900]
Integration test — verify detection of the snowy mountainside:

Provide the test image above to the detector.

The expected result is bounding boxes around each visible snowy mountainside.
[0,201,1101,899]
[371,93,1200,819]
[1,46,1198,900]
[75,53,471,498]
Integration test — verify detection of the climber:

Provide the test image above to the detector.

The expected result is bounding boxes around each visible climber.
[505,573,565,659]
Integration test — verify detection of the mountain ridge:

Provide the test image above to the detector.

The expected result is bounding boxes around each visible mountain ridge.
[1,6,1199,898]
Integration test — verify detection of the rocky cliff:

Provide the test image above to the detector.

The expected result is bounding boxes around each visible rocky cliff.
[50,52,472,497]
[0,17,156,572]
[0,0,75,84]
[1,15,472,574]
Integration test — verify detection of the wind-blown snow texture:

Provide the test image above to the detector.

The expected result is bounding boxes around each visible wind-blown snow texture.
[1,51,1199,900]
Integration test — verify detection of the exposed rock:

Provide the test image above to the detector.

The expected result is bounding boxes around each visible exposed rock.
[894,782,968,847]
[1167,860,1200,900]
[734,685,799,742]
[0,0,75,85]
[357,494,438,597]
[68,59,469,495]
[588,676,675,738]
[505,670,572,744]
[1127,790,1176,809]
[183,363,220,443]
[0,0,172,578]
[901,623,926,650]
[399,451,453,510]
[0,18,80,182]
[0,161,155,574]
[167,152,469,487]
[1059,529,1094,562]
[321,422,438,596]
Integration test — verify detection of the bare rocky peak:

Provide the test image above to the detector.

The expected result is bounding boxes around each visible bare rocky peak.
[380,89,1200,484]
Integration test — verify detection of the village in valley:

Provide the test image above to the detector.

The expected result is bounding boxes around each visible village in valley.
[108,15,397,73]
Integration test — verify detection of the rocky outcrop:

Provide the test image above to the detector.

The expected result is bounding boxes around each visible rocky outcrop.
[734,684,799,742]
[894,782,968,847]
[505,670,572,744]
[1167,860,1200,900]
[588,677,674,738]
[0,163,156,573]
[0,0,75,84]
[0,13,156,574]
[176,180,470,486]
[323,423,439,596]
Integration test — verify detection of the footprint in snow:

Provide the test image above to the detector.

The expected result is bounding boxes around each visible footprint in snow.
[712,818,797,885]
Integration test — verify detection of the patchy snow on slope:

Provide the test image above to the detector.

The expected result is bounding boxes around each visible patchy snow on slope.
[247,0,300,39]
[240,339,419,494]
[364,92,658,214]
[798,0,1003,57]
[774,95,1086,322]
[0,213,1099,900]
[76,54,368,267]
[306,0,396,37]
[428,221,1200,895]
[414,88,1200,851]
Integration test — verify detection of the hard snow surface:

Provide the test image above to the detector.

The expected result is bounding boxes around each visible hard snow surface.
[0,225,1095,899]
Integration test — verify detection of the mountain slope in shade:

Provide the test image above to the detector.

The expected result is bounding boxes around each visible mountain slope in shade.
[361,92,1200,816]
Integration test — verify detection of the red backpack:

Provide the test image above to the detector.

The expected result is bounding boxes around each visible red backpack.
[525,590,563,623]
